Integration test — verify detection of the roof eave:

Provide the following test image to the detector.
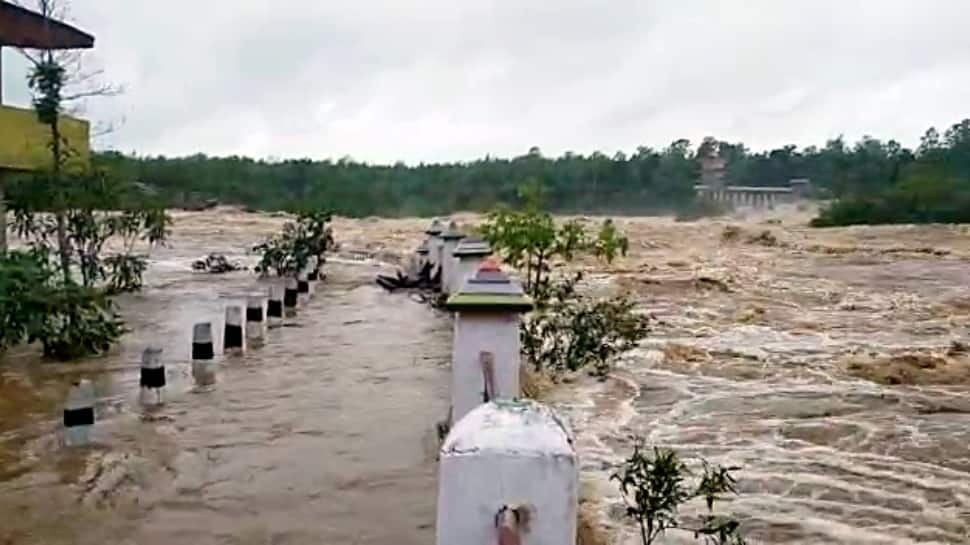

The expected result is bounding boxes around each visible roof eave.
[0,2,95,49]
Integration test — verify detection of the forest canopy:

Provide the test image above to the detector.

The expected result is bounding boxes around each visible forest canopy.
[93,119,970,225]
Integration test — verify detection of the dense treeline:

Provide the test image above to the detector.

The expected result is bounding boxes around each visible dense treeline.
[94,119,970,223]
[812,120,970,226]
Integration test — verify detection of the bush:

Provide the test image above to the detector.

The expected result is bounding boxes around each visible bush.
[613,437,746,545]
[812,177,970,227]
[0,249,126,360]
[0,249,50,350]
[480,180,628,300]
[522,273,649,379]
[32,285,127,360]
[253,210,333,276]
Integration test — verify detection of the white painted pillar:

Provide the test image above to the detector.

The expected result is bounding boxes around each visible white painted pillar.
[297,270,311,304]
[139,346,165,406]
[192,322,216,386]
[64,379,95,446]
[445,260,533,424]
[439,221,465,295]
[245,295,266,346]
[307,255,320,281]
[284,277,299,314]
[451,238,492,295]
[267,283,284,327]
[436,399,578,545]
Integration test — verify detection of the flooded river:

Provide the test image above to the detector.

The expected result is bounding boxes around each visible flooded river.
[552,208,970,544]
[0,210,450,545]
[1,207,969,544]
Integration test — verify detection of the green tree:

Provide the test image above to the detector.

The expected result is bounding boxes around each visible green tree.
[1,3,167,360]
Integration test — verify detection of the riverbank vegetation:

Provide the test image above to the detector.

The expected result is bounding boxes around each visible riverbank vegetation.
[812,120,970,227]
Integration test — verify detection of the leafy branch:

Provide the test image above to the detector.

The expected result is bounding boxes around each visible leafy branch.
[611,438,746,545]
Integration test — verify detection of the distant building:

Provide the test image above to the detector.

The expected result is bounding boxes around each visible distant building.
[699,146,727,191]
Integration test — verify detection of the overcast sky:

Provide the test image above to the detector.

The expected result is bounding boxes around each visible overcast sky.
[3,0,969,163]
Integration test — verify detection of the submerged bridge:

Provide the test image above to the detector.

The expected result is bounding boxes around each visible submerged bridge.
[695,144,812,207]
[694,178,812,207]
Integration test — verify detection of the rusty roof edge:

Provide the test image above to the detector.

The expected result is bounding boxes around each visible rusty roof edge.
[0,1,95,49]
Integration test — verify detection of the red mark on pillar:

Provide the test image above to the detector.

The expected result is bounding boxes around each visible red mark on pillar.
[479,258,501,272]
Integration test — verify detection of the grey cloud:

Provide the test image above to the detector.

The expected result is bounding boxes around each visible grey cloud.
[3,0,969,162]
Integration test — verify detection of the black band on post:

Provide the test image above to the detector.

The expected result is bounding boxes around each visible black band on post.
[192,342,214,360]
[267,300,283,317]
[140,366,166,388]
[297,281,310,294]
[63,407,95,427]
[246,307,263,322]
[224,325,243,348]
[284,289,298,307]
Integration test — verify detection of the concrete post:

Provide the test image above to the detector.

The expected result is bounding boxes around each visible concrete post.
[425,219,443,269]
[191,322,216,386]
[436,399,578,545]
[426,218,445,289]
[245,296,265,346]
[297,270,311,304]
[223,305,245,354]
[451,237,492,295]
[307,256,320,281]
[414,240,430,276]
[139,345,165,406]
[284,277,299,315]
[64,379,96,446]
[444,260,533,425]
[267,284,284,327]
[439,221,465,295]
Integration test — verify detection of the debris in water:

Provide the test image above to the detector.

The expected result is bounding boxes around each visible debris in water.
[721,225,742,242]
[747,229,779,246]
[845,351,970,385]
[192,253,243,273]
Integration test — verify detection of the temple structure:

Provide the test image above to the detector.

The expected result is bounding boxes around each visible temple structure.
[694,142,812,207]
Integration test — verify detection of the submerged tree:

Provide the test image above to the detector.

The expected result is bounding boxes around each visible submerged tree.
[253,210,333,277]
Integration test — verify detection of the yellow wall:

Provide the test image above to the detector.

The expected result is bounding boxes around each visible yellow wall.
[0,105,90,173]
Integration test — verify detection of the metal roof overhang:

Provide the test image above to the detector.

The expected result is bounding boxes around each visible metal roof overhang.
[0,1,94,49]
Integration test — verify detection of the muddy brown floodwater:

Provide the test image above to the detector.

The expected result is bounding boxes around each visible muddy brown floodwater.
[549,206,970,545]
[0,209,450,545]
[2,206,970,545]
